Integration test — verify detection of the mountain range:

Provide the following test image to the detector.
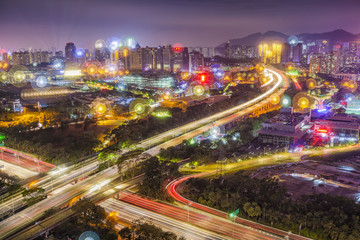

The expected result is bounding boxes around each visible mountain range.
[216,29,360,49]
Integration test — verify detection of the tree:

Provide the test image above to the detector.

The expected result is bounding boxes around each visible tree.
[72,199,107,226]
[243,202,262,219]
[22,186,46,206]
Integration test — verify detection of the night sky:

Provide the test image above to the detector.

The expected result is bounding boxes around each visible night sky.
[0,0,359,51]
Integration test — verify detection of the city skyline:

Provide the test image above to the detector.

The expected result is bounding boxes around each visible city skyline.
[1,0,360,50]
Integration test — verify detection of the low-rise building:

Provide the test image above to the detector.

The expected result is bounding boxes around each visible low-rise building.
[313,115,360,144]
[257,108,311,146]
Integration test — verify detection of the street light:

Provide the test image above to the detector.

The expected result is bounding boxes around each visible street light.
[229,209,239,237]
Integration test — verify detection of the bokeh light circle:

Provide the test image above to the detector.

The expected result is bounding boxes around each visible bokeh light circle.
[269,93,281,105]
[129,98,150,115]
[0,72,9,83]
[281,94,292,107]
[75,48,85,58]
[306,78,317,90]
[95,39,106,50]
[181,71,191,81]
[35,75,48,88]
[288,36,299,47]
[87,64,98,75]
[162,88,173,100]
[53,59,65,70]
[0,60,10,71]
[214,69,225,80]
[193,85,205,96]
[298,97,309,109]
[293,92,315,111]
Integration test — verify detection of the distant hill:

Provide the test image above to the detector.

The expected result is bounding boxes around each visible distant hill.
[215,29,360,55]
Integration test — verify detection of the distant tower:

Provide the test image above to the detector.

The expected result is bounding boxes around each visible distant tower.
[225,41,231,58]
[65,42,76,63]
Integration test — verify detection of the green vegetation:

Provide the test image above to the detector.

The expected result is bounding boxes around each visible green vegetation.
[0,170,21,195]
[119,220,185,240]
[183,172,360,240]
[42,199,117,240]
[22,186,46,206]
[2,128,101,164]
[138,157,181,200]
[158,111,278,164]
[105,84,261,147]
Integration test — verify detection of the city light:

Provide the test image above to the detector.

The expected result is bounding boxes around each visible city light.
[269,93,280,105]
[152,109,172,118]
[64,69,82,77]
[281,94,292,107]
[75,48,85,58]
[95,39,106,49]
[298,97,309,108]
[193,85,205,96]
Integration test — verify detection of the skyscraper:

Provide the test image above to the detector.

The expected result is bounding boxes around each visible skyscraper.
[292,43,303,63]
[281,43,291,63]
[65,42,76,63]
[130,46,142,71]
[189,51,204,72]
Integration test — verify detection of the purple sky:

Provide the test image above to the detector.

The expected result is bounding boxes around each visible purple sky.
[1,0,360,51]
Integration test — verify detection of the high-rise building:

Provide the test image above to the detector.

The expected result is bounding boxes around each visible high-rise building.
[292,43,303,63]
[65,42,76,63]
[162,46,171,72]
[55,51,63,57]
[317,40,330,55]
[258,43,282,64]
[155,47,163,71]
[30,51,50,64]
[326,51,340,75]
[281,43,291,63]
[142,47,155,71]
[172,47,188,72]
[231,45,257,59]
[130,46,142,71]
[12,51,30,65]
[189,51,204,72]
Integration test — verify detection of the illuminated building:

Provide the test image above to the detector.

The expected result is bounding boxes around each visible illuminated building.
[281,43,291,63]
[30,51,50,64]
[12,51,31,65]
[326,51,340,75]
[314,115,360,144]
[142,47,158,71]
[172,47,188,72]
[317,40,330,55]
[55,51,63,57]
[231,45,257,59]
[257,108,311,146]
[130,46,142,71]
[258,43,282,64]
[121,73,174,89]
[189,51,204,72]
[334,73,360,81]
[309,54,326,74]
[162,46,171,72]
[95,48,109,63]
[292,43,303,63]
[155,47,164,71]
[65,42,76,63]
